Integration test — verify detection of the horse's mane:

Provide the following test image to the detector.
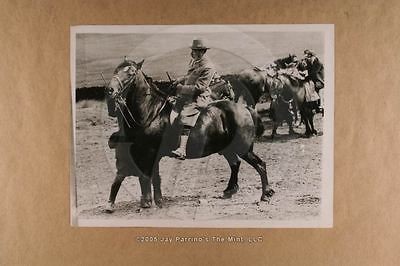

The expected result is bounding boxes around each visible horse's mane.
[114,60,138,73]
[140,72,175,96]
[153,80,175,95]
[220,73,262,106]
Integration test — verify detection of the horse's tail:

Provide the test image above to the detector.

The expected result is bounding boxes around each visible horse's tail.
[246,106,264,137]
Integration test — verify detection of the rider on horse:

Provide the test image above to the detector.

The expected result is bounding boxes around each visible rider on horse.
[171,39,217,160]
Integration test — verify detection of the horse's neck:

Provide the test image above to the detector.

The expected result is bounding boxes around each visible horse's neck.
[266,75,282,87]
[277,74,305,102]
[266,74,297,95]
[129,75,167,124]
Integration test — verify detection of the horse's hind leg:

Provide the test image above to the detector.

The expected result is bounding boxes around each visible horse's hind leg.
[222,153,241,198]
[105,174,126,213]
[271,122,278,139]
[151,162,163,208]
[240,150,275,201]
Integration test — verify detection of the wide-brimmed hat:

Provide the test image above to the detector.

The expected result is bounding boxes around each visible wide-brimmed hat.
[190,39,210,50]
[304,49,316,56]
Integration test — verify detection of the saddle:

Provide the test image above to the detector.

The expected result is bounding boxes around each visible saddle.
[209,77,234,100]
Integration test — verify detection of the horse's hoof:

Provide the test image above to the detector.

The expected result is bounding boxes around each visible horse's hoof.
[140,198,152,208]
[104,202,115,213]
[266,188,275,197]
[154,197,163,208]
[154,191,163,208]
[222,193,233,199]
[223,184,239,199]
[260,196,270,202]
[261,188,275,201]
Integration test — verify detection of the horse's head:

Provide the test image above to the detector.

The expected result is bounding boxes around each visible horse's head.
[107,58,145,96]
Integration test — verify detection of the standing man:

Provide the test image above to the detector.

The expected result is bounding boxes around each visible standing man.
[303,49,325,113]
[171,39,217,160]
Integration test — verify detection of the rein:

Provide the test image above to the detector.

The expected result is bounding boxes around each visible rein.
[113,69,172,129]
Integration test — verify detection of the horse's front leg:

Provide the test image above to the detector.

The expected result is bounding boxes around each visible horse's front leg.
[287,109,296,135]
[271,122,278,139]
[288,121,296,135]
[308,106,318,135]
[152,162,163,208]
[136,150,158,208]
[310,116,317,135]
[300,108,312,137]
[139,176,152,208]
[105,174,126,213]
[287,102,296,135]
[270,101,278,139]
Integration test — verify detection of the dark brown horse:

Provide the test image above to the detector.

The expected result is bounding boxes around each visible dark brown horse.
[266,74,298,138]
[105,59,274,212]
[266,72,318,137]
[233,66,319,138]
[221,68,267,108]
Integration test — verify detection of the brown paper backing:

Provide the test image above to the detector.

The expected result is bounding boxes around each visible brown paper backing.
[1,0,399,265]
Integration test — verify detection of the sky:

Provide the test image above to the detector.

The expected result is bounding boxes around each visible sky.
[73,25,332,87]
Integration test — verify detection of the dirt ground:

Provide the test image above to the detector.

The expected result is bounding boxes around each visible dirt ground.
[74,100,323,223]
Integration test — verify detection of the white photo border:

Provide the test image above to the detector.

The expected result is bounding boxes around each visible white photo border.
[70,24,334,228]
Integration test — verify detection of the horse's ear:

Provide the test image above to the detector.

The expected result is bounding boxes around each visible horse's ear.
[137,59,144,69]
[124,56,128,62]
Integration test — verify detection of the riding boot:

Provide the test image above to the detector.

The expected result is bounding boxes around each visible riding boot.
[171,135,188,160]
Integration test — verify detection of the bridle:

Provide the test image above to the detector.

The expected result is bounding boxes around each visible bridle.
[112,65,138,97]
[107,63,172,129]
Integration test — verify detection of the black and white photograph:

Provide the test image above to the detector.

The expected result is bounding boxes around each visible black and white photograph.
[71,24,334,227]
